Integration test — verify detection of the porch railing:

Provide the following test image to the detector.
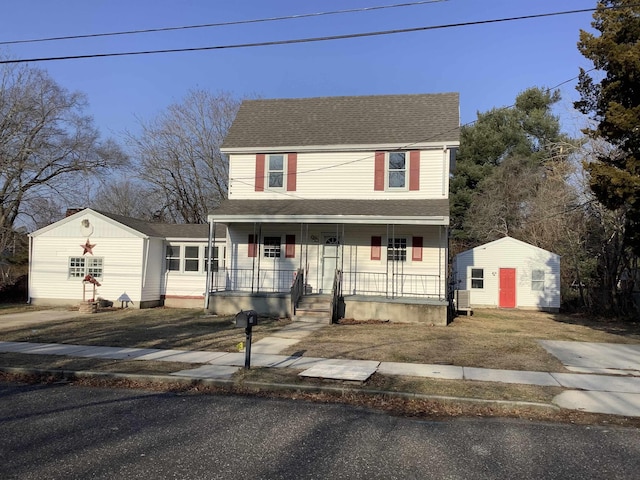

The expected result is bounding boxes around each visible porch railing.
[391,273,442,299]
[330,269,342,323]
[214,268,443,299]
[290,268,304,315]
[342,271,442,299]
[216,268,298,293]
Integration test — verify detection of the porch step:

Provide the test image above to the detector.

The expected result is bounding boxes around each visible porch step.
[295,294,331,324]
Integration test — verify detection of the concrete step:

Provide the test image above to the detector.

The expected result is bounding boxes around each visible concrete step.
[295,308,329,317]
[297,295,332,308]
[294,314,331,324]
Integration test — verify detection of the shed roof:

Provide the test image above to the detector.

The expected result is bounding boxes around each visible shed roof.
[221,93,460,150]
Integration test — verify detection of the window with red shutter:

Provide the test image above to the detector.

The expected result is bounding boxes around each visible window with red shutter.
[371,236,382,260]
[374,152,385,191]
[285,234,296,258]
[255,154,265,191]
[412,236,423,261]
[287,154,297,192]
[248,234,257,257]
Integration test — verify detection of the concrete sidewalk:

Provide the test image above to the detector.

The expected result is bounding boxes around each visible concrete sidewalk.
[2,339,640,417]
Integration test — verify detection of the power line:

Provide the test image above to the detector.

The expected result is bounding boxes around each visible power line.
[0,1,449,46]
[230,69,595,186]
[0,7,602,65]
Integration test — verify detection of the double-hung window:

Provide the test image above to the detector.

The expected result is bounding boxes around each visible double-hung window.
[471,268,484,289]
[387,238,407,262]
[184,246,200,272]
[388,152,406,189]
[165,246,180,271]
[532,270,545,291]
[69,257,104,279]
[263,236,281,258]
[205,246,224,272]
[267,154,285,189]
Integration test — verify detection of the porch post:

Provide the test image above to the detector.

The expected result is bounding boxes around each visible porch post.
[256,223,262,293]
[204,220,215,310]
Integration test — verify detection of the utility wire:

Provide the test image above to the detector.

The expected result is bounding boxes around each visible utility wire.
[230,69,596,184]
[0,0,449,46]
[0,7,603,65]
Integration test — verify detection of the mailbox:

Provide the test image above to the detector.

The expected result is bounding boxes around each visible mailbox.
[235,310,258,328]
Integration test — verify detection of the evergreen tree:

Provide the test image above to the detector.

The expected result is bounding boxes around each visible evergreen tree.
[575,0,640,254]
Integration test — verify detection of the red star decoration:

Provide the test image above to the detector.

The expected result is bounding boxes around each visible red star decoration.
[81,239,96,255]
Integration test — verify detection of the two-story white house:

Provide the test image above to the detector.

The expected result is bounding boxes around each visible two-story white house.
[207,94,459,325]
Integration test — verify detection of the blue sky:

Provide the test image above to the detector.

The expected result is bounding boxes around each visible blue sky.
[1,0,597,140]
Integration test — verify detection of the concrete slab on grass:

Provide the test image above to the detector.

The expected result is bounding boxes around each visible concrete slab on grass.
[539,340,640,374]
[553,390,640,417]
[464,367,561,387]
[551,372,640,393]
[272,323,325,339]
[377,362,463,380]
[170,365,240,379]
[298,360,380,382]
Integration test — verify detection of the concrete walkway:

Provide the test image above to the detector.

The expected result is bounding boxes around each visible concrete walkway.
[2,337,640,417]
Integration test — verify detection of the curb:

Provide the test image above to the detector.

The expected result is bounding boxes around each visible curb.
[0,366,559,412]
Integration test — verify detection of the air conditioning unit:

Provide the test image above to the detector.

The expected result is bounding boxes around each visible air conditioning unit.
[455,290,471,309]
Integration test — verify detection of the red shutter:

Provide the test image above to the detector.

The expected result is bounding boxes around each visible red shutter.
[374,151,385,191]
[248,234,257,257]
[285,235,296,258]
[371,236,382,260]
[412,236,423,261]
[409,150,420,191]
[287,153,297,192]
[255,154,265,192]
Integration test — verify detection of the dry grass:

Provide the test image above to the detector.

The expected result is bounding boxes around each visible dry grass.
[279,309,640,372]
[2,306,640,424]
[0,307,291,352]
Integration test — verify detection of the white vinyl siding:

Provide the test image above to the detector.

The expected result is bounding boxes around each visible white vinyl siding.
[453,237,560,310]
[228,149,450,200]
[225,224,447,298]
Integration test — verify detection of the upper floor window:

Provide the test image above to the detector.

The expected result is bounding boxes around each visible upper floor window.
[268,154,285,189]
[388,152,406,189]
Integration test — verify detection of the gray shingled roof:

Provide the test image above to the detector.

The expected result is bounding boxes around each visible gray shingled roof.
[210,199,449,218]
[96,210,225,239]
[222,93,460,149]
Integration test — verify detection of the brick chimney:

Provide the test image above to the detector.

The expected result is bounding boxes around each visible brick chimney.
[65,208,85,217]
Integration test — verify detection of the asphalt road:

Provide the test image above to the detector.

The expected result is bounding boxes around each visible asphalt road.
[1,382,639,479]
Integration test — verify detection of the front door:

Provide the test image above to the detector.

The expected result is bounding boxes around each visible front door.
[499,268,516,308]
[320,235,340,293]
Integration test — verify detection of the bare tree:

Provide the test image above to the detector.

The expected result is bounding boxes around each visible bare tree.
[0,61,128,242]
[91,179,161,220]
[126,89,241,223]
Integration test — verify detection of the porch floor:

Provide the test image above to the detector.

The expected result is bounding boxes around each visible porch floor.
[342,294,448,305]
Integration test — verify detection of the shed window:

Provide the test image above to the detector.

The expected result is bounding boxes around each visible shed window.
[471,268,484,289]
[532,270,545,291]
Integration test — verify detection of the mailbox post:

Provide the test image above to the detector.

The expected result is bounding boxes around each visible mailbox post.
[235,310,258,369]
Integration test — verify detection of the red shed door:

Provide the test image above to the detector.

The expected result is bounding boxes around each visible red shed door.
[499,268,516,308]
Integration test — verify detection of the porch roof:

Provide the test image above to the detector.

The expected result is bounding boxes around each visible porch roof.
[208,199,449,225]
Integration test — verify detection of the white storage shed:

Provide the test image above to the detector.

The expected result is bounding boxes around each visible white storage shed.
[453,237,560,312]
